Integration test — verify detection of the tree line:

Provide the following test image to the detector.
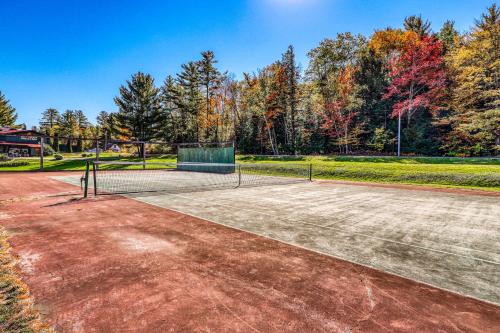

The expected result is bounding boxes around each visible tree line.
[1,4,498,156]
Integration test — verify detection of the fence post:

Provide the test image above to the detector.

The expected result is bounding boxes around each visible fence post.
[39,136,44,171]
[84,161,89,198]
[309,163,312,181]
[92,161,97,196]
[238,165,241,187]
[142,142,146,170]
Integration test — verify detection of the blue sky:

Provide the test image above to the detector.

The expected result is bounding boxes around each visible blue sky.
[0,0,494,127]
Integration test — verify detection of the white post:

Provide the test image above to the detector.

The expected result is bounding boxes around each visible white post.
[397,112,401,157]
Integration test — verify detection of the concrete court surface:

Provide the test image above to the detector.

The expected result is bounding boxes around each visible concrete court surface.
[118,180,500,306]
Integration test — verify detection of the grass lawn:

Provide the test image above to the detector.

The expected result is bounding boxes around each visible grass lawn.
[238,155,500,191]
[1,154,499,191]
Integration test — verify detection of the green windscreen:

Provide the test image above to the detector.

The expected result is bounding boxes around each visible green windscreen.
[177,146,235,173]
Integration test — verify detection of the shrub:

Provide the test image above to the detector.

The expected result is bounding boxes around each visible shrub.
[370,128,392,153]
[43,144,55,156]
[53,154,64,160]
[147,144,174,155]
[0,154,10,162]
[0,160,30,168]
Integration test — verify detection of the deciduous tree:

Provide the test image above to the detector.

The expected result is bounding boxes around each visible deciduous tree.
[383,36,447,156]
[447,4,500,155]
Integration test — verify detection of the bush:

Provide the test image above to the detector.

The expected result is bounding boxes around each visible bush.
[43,144,55,156]
[147,144,174,155]
[370,128,392,153]
[0,154,10,162]
[53,154,64,160]
[0,160,30,168]
[81,153,94,157]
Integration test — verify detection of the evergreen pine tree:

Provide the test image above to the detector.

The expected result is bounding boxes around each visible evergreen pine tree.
[404,15,432,36]
[198,51,221,140]
[114,72,161,141]
[438,20,459,53]
[0,90,17,127]
[282,45,300,154]
[177,62,202,142]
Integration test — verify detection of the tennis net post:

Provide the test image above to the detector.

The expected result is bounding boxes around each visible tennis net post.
[83,160,90,198]
[92,160,97,196]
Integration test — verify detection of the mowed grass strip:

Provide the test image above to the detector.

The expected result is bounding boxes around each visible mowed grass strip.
[0,154,177,171]
[0,229,53,333]
[1,154,499,191]
[237,155,500,191]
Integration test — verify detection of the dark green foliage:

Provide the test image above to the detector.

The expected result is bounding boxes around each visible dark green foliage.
[198,50,222,140]
[404,15,432,36]
[282,45,300,154]
[114,72,161,141]
[0,90,17,127]
[355,48,392,149]
[39,108,60,136]
[177,62,202,142]
[437,20,459,52]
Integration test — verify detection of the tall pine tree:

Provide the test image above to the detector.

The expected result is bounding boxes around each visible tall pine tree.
[198,51,221,140]
[282,45,300,154]
[114,72,161,141]
[177,62,202,142]
[0,90,17,127]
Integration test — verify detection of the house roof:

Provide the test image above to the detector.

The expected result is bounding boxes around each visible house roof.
[0,129,42,136]
[0,141,41,148]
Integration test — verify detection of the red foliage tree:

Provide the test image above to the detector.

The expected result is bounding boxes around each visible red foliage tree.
[383,35,447,155]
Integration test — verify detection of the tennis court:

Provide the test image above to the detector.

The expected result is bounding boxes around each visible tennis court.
[1,168,499,332]
[55,164,500,305]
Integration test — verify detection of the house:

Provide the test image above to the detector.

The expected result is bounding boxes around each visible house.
[0,127,43,157]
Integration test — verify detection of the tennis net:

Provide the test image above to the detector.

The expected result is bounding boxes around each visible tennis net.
[83,161,311,196]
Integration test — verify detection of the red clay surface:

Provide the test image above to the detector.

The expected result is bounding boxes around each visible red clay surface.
[1,172,499,332]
